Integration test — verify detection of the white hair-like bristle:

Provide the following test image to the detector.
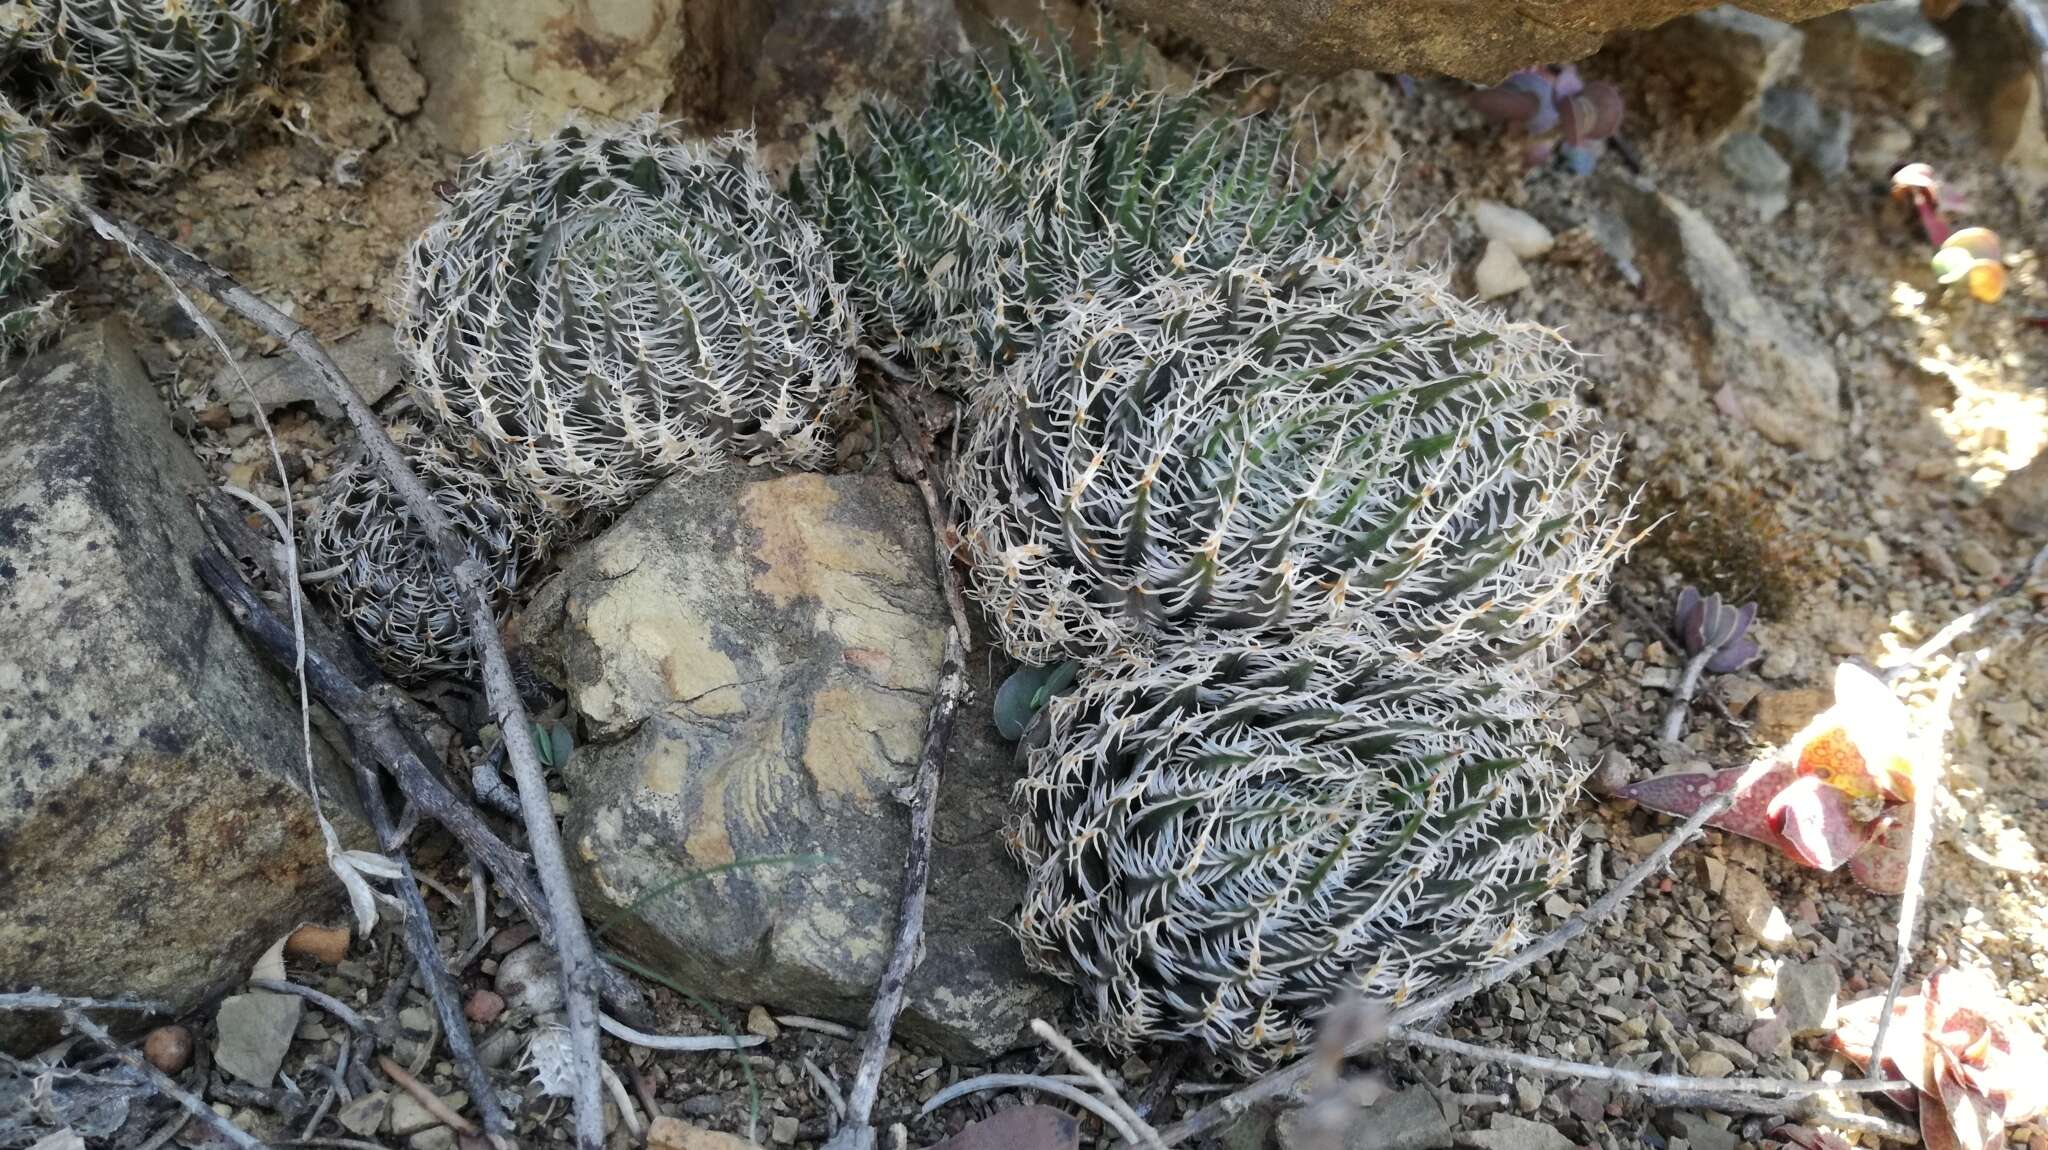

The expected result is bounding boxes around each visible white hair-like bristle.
[395,117,859,510]
[1012,632,1583,1070]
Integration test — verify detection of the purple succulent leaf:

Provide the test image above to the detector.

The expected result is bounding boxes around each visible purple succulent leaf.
[1674,586,1702,634]
[1523,136,1560,167]
[1560,82,1625,146]
[1707,636,1761,674]
[1551,64,1584,100]
[1467,84,1542,125]
[1728,601,1757,643]
[1561,142,1599,175]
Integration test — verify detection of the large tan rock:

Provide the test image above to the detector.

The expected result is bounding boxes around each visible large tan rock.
[1109,0,1858,82]
[374,0,690,153]
[0,322,358,1051]
[539,469,1060,1061]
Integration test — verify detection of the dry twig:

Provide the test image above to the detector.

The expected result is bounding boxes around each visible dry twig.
[194,501,651,1026]
[62,1010,269,1150]
[920,1074,1149,1144]
[0,992,170,1014]
[376,1056,477,1136]
[246,980,371,1036]
[828,362,974,1150]
[53,190,613,1148]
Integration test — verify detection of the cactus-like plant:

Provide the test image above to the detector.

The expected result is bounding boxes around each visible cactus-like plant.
[302,434,566,682]
[397,119,859,510]
[952,255,1628,667]
[1,92,71,351]
[1012,634,1578,1067]
[15,0,282,130]
[795,34,1366,381]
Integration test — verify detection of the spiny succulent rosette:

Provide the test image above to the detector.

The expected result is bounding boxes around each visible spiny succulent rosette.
[397,119,859,511]
[796,34,1365,382]
[303,433,565,682]
[1012,634,1579,1067]
[12,0,283,131]
[953,255,1628,668]
[0,91,71,351]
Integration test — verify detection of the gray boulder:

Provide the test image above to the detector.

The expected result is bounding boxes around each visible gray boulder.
[0,321,358,1050]
[537,468,1061,1061]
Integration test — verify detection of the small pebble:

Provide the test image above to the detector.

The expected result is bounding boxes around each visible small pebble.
[464,989,505,1026]
[1471,200,1555,259]
[1958,539,2001,578]
[284,923,350,965]
[143,1025,192,1074]
[488,924,538,957]
[1474,240,1532,300]
[770,1115,799,1144]
[746,1005,779,1041]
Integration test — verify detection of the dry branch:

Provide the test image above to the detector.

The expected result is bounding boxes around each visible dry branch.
[350,749,511,1143]
[829,362,974,1150]
[377,1056,477,1136]
[0,992,170,1014]
[194,504,651,1026]
[46,191,611,1149]
[63,1010,270,1150]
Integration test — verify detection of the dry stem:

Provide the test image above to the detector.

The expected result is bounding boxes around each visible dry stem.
[55,191,612,1149]
[377,1055,478,1136]
[63,1010,270,1150]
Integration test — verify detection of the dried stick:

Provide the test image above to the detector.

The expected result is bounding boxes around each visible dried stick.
[597,1013,765,1053]
[350,748,511,1144]
[1391,1029,1901,1098]
[1660,644,1722,743]
[1645,1088,1921,1144]
[376,1056,477,1136]
[1154,751,1787,1145]
[919,1074,1149,1144]
[62,1010,270,1150]
[827,361,976,1150]
[827,626,967,1150]
[1032,1019,1163,1149]
[1882,540,2048,679]
[0,992,170,1014]
[57,192,610,1150]
[247,980,371,1036]
[1861,653,1970,1087]
[194,513,651,1027]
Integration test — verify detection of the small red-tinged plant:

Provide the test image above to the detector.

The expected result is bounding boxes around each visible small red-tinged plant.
[1616,663,1924,891]
[1892,164,2007,302]
[1932,226,2007,303]
[1831,967,2048,1150]
[1468,65,1623,174]
[1892,164,1954,245]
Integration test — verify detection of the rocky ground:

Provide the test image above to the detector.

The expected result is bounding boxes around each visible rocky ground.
[9,2,2048,1150]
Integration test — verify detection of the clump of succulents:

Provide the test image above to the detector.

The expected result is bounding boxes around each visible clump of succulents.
[952,254,1627,668]
[1012,633,1579,1067]
[0,92,73,351]
[12,0,283,131]
[1467,65,1624,174]
[302,431,566,682]
[397,119,859,510]
[795,33,1366,382]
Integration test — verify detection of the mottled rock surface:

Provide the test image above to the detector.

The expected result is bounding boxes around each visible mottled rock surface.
[541,469,1060,1061]
[374,0,689,153]
[1109,0,1856,83]
[0,321,356,1051]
